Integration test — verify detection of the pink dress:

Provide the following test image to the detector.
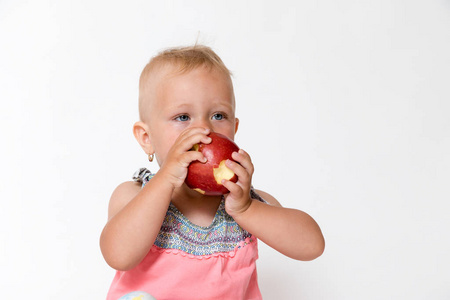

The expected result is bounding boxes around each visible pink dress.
[106,169,263,300]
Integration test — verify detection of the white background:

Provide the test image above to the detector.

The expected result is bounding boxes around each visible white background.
[1,0,449,299]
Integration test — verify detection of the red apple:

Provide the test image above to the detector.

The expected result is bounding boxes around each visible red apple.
[185,132,239,195]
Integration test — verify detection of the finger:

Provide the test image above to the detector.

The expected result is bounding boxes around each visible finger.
[177,127,211,142]
[178,150,207,167]
[225,159,251,185]
[222,179,244,198]
[185,132,212,150]
[231,149,254,176]
[175,130,212,152]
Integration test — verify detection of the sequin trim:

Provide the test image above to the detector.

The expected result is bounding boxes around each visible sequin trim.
[153,200,252,255]
[149,236,256,260]
[132,168,264,256]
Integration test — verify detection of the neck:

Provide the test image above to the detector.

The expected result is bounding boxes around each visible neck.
[173,184,222,205]
[171,184,223,226]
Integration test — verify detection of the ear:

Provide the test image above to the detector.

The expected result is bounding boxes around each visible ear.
[133,121,154,155]
[234,117,240,134]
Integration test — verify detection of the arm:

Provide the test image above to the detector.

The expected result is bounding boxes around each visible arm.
[233,190,325,261]
[99,174,175,271]
[222,150,325,261]
[100,127,211,271]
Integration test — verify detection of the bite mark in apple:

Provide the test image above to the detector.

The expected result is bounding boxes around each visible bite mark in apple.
[193,188,206,194]
[213,160,235,184]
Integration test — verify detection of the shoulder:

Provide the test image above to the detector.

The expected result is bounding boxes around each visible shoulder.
[253,189,282,207]
[111,180,142,198]
[108,181,142,220]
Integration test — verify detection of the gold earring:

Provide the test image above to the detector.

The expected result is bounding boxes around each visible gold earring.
[148,153,154,162]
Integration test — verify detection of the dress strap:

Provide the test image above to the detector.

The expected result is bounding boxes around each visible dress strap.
[250,187,267,203]
[132,168,153,186]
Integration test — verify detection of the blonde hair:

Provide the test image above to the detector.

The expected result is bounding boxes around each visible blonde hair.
[138,45,233,121]
[143,45,232,77]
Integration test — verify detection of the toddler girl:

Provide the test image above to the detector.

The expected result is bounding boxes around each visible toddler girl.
[100,45,325,300]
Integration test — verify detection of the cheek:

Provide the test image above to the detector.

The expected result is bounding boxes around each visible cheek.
[216,123,237,140]
[153,133,179,161]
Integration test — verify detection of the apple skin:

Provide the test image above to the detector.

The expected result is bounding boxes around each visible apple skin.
[185,132,240,196]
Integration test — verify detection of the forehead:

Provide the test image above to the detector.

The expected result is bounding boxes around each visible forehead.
[152,63,230,84]
[147,64,234,99]
[139,64,235,121]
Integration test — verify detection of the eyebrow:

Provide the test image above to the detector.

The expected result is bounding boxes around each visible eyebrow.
[166,100,234,111]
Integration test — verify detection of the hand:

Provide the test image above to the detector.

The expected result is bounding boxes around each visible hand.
[222,149,254,216]
[158,127,212,189]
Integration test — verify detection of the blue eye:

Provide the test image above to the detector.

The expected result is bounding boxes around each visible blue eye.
[212,113,224,120]
[175,115,190,122]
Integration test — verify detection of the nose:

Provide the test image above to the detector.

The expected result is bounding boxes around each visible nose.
[193,117,213,132]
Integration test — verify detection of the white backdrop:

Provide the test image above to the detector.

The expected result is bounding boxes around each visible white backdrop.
[1,1,449,299]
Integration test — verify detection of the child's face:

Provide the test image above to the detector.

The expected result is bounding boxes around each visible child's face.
[143,65,239,166]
